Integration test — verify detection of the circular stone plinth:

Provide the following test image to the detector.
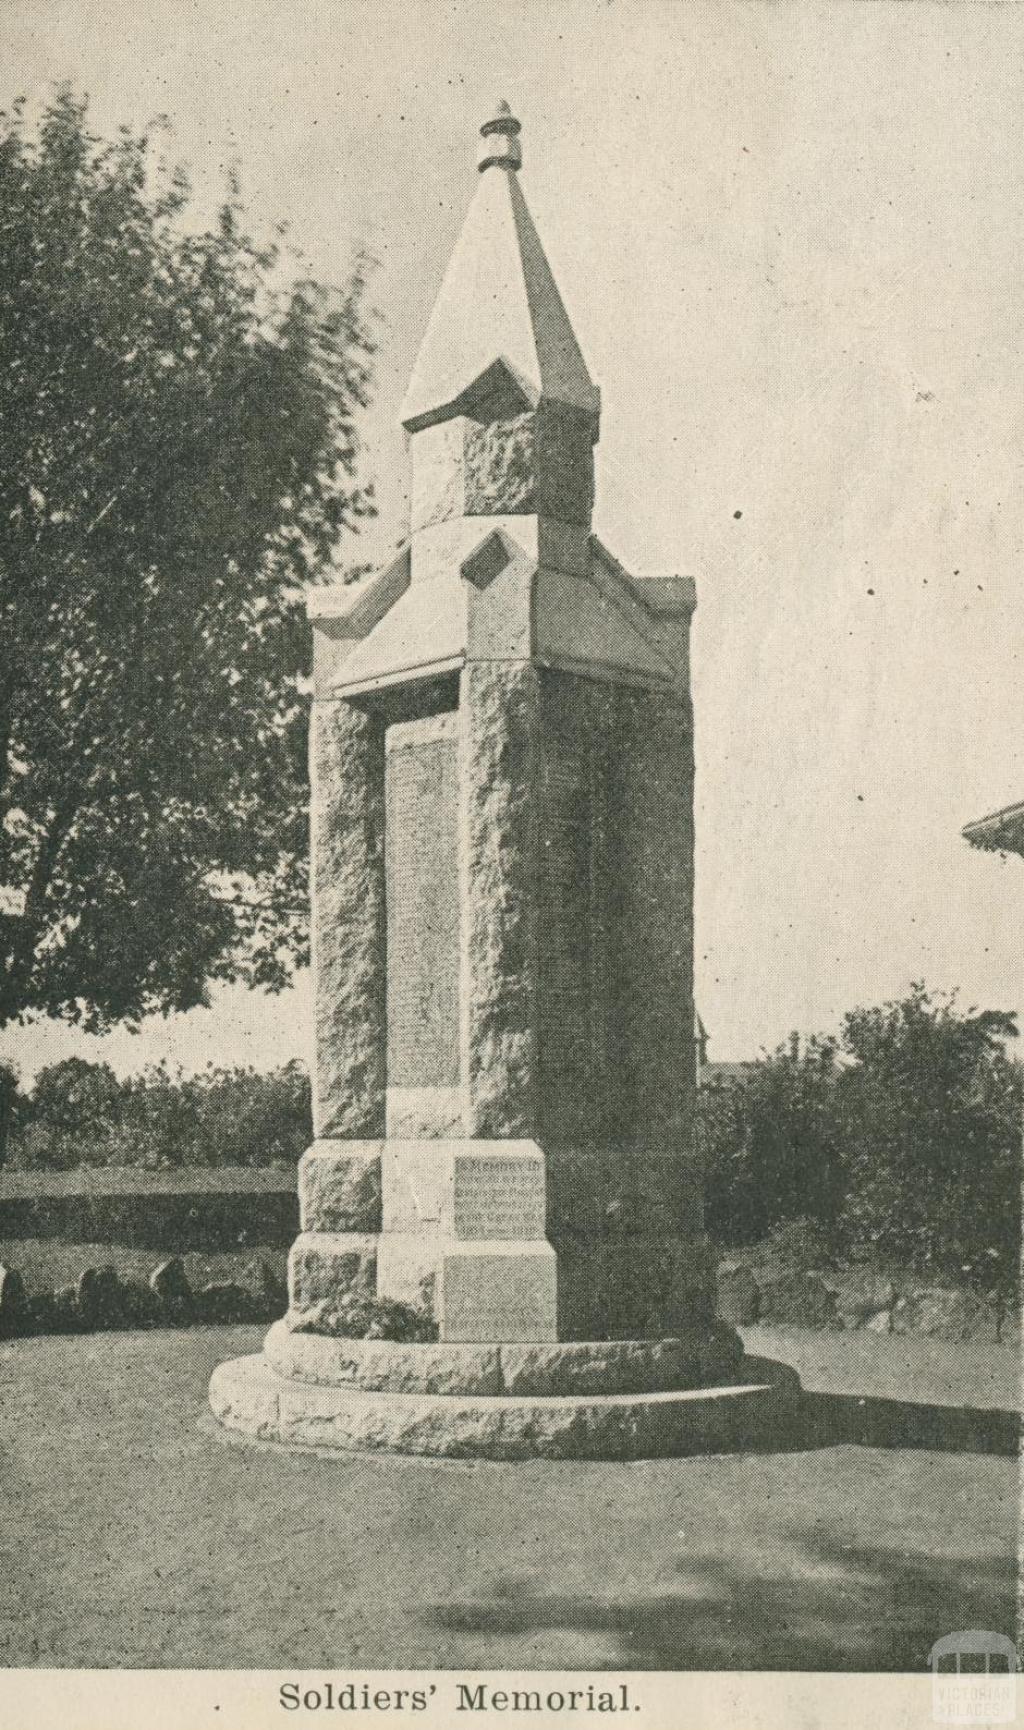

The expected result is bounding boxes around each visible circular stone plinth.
[263,1320,745,1398]
[208,1351,802,1461]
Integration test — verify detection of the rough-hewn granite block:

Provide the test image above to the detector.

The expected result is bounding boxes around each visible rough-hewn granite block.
[264,1319,502,1395]
[409,406,593,535]
[555,1233,715,1342]
[211,1352,802,1461]
[612,686,696,1154]
[287,1231,378,1318]
[298,1142,383,1235]
[385,711,460,1091]
[544,1148,702,1240]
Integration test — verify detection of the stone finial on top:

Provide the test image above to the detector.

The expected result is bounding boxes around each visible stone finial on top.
[478,101,522,173]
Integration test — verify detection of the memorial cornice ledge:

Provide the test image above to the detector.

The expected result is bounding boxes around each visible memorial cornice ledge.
[308,529,694,701]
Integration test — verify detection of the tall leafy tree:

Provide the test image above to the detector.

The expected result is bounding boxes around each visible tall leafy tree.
[0,90,375,1058]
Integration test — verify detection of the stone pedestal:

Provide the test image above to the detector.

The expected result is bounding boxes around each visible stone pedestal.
[289,1138,557,1343]
[208,104,799,1459]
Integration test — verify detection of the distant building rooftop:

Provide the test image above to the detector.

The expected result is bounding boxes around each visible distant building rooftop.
[700,1060,760,1090]
[963,799,1024,859]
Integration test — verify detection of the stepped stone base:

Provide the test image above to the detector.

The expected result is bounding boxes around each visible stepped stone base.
[265,1317,745,1395]
[208,1342,801,1461]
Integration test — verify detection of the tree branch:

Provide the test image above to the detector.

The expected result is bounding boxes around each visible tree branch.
[0,790,80,1026]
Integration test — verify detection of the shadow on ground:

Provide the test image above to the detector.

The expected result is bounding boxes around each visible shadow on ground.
[421,1382,1019,1669]
[798,1389,1018,1456]
[664,1376,1020,1462]
[424,1539,1015,1671]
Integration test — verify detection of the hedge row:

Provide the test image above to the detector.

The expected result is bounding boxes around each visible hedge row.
[0,1181,298,1250]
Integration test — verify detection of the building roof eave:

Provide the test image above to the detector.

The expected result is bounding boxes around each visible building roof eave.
[962,799,1024,858]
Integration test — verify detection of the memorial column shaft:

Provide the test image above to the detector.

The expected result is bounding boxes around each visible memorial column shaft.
[309,698,387,1140]
[461,659,541,1140]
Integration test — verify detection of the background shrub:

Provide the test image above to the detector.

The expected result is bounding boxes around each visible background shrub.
[700,1035,845,1249]
[7,1059,311,1171]
[699,986,1021,1301]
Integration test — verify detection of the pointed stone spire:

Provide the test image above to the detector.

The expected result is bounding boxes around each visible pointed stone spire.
[400,104,600,434]
[402,107,601,585]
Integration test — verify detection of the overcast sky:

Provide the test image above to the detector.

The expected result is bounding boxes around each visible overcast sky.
[2,0,1021,1076]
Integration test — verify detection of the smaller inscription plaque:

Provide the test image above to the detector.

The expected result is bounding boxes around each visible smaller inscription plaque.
[438,1243,558,1343]
[452,1155,546,1240]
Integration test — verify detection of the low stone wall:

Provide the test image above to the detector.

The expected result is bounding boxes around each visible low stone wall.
[0,1253,285,1337]
[716,1258,1014,1343]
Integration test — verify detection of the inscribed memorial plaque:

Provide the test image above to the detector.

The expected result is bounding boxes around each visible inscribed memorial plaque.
[452,1155,546,1240]
[438,1244,558,1343]
[385,711,459,1088]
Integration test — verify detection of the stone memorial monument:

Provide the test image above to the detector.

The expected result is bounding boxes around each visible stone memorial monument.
[209,104,799,1458]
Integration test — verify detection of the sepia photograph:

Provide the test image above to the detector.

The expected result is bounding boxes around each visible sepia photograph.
[0,1,1020,1724]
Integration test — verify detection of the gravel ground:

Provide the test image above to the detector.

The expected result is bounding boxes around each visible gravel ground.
[0,1323,1016,1671]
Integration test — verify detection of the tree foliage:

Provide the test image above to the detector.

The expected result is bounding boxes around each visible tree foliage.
[11,1056,310,1171]
[29,1054,121,1135]
[837,986,1020,1291]
[0,89,375,1035]
[700,1034,844,1248]
[699,985,1021,1295]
